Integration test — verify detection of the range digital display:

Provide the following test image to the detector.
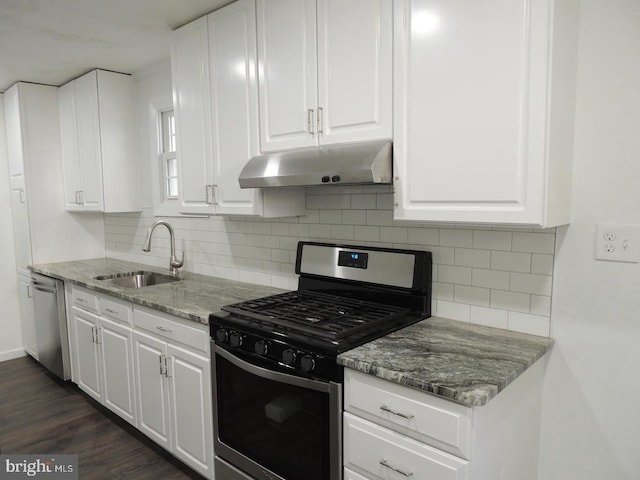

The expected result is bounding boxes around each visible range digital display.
[338,250,368,269]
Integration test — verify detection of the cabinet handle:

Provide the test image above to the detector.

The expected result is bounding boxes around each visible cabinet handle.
[317,107,324,135]
[307,109,315,135]
[105,308,117,314]
[205,185,213,205]
[91,326,97,344]
[76,297,87,304]
[379,459,413,477]
[155,326,172,334]
[380,404,414,419]
[26,285,32,298]
[95,327,102,344]
[212,184,219,205]
[75,190,84,205]
[164,355,172,378]
[19,189,25,204]
[159,354,165,376]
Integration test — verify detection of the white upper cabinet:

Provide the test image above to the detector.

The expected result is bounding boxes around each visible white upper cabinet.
[172,16,214,215]
[393,0,579,227]
[257,0,392,152]
[59,69,141,213]
[172,0,305,217]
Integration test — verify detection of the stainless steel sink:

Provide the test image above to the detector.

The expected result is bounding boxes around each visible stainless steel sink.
[94,271,181,289]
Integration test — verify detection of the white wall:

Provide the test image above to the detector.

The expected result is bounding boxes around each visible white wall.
[0,94,25,361]
[538,1,640,478]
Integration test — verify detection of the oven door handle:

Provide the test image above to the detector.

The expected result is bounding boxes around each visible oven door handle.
[214,344,332,393]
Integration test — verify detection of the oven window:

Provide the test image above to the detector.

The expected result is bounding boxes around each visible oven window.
[216,353,330,480]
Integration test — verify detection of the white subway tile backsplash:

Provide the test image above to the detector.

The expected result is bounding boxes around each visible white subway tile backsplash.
[491,251,531,273]
[510,272,553,296]
[380,226,408,243]
[512,232,555,254]
[351,194,377,209]
[439,229,473,247]
[490,289,530,313]
[473,230,512,251]
[437,265,472,285]
[472,268,510,290]
[508,312,550,337]
[435,300,471,322]
[531,254,554,275]
[407,227,439,246]
[455,248,490,269]
[454,285,490,307]
[108,189,557,336]
[470,306,508,329]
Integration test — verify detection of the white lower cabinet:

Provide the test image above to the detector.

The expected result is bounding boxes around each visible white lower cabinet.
[133,306,213,480]
[67,287,214,479]
[69,288,136,426]
[344,365,546,480]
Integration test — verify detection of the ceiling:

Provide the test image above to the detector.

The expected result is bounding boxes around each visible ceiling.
[0,0,233,93]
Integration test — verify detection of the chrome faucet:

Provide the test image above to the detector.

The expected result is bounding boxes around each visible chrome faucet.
[142,220,184,275]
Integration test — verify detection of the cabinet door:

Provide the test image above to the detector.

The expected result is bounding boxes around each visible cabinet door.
[4,85,24,180]
[172,17,215,215]
[133,330,171,450]
[393,0,568,226]
[74,71,103,210]
[209,0,262,216]
[58,82,83,210]
[71,307,102,401]
[17,275,37,359]
[257,0,317,151]
[9,186,32,276]
[316,0,392,145]
[167,344,213,478]
[100,317,136,426]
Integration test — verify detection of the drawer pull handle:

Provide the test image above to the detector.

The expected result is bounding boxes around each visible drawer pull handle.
[156,326,172,333]
[380,404,414,419]
[77,297,87,303]
[105,308,117,314]
[380,459,413,477]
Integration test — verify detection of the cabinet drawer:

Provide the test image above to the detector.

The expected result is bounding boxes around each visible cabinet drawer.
[133,306,208,353]
[70,285,99,313]
[345,369,472,459]
[100,295,132,325]
[344,413,469,480]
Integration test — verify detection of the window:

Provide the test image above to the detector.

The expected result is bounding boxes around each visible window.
[161,109,178,199]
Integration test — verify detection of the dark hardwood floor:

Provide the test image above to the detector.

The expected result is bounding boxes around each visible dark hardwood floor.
[0,355,205,479]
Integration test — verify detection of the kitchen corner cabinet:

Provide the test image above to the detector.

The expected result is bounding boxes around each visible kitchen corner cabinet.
[343,362,546,480]
[59,69,141,213]
[393,0,579,227]
[68,286,137,426]
[256,0,392,152]
[172,2,304,217]
[132,306,213,479]
[4,83,104,360]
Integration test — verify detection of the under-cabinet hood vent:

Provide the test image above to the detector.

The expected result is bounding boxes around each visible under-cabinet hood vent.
[238,140,392,188]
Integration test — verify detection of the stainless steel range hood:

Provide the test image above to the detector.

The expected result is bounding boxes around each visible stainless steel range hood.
[238,140,392,188]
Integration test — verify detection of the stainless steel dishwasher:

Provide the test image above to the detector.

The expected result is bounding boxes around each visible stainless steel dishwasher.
[31,272,71,380]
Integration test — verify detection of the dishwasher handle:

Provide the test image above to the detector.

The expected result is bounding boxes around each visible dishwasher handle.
[31,280,57,295]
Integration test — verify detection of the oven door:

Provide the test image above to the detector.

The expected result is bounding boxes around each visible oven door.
[212,343,342,480]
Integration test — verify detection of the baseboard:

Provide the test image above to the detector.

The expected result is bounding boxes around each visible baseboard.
[0,347,26,363]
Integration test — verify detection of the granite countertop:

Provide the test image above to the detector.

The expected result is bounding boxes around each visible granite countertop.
[30,258,284,325]
[337,316,554,407]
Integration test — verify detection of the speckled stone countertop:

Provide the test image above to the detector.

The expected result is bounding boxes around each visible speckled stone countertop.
[337,317,553,407]
[30,258,284,325]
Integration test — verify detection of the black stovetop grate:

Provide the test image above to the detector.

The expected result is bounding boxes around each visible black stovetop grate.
[221,290,410,341]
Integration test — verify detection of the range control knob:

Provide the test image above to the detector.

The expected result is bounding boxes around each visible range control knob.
[215,328,229,343]
[331,175,341,183]
[282,349,297,366]
[321,175,331,183]
[229,332,244,347]
[254,340,268,356]
[300,355,316,372]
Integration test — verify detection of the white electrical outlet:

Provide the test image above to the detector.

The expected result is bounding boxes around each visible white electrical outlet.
[595,223,640,263]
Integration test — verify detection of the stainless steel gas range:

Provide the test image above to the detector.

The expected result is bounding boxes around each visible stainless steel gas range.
[210,242,432,480]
